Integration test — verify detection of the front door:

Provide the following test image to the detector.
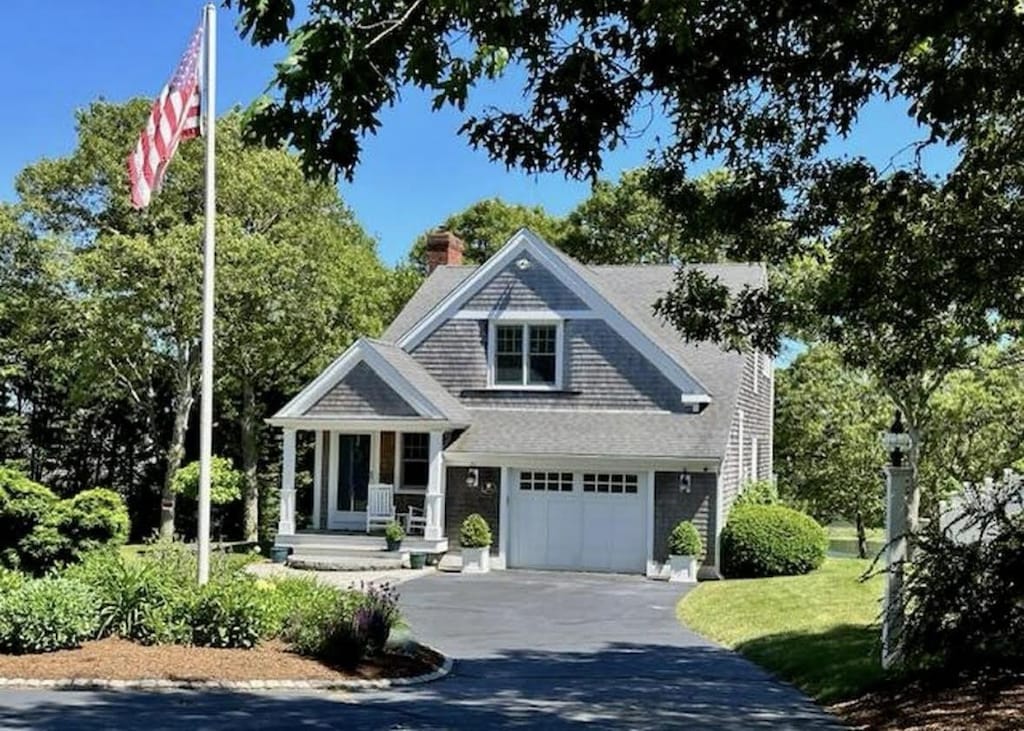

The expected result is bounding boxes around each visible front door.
[328,433,371,529]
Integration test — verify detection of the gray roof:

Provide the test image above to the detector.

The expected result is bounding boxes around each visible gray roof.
[445,408,726,460]
[363,339,471,425]
[379,251,763,459]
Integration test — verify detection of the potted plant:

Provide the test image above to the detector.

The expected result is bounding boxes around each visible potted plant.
[384,520,405,552]
[667,520,703,583]
[459,513,492,573]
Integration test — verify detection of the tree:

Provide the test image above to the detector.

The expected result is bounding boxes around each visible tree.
[775,345,888,558]
[407,198,569,269]
[16,101,394,540]
[563,168,746,265]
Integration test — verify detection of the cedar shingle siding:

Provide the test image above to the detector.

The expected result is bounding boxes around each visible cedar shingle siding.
[445,466,501,556]
[412,319,683,410]
[720,351,774,516]
[463,253,588,311]
[654,471,717,566]
[305,361,417,417]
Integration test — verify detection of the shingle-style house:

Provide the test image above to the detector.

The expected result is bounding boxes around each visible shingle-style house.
[269,229,773,578]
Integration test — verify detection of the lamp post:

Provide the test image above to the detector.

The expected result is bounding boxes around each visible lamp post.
[880,410,913,669]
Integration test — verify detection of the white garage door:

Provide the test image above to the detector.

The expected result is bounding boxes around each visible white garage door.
[509,470,647,573]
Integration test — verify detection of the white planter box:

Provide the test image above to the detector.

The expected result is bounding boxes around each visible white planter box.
[461,546,491,573]
[668,555,699,583]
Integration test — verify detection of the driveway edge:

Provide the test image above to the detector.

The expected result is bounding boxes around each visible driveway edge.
[0,644,453,692]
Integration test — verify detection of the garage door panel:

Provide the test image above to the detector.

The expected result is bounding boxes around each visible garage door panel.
[510,470,647,574]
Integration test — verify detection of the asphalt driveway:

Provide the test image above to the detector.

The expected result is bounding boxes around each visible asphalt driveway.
[0,570,840,730]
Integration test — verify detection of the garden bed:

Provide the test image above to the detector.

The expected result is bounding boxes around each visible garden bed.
[0,637,443,684]
[831,673,1024,730]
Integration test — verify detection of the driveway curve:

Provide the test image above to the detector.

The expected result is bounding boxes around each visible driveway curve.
[396,569,842,729]
[0,570,841,729]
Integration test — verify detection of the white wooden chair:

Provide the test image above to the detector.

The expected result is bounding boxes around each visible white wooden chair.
[405,505,427,535]
[366,483,396,533]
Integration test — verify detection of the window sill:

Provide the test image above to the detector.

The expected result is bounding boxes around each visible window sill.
[460,388,582,397]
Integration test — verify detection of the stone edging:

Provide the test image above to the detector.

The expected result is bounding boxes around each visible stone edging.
[0,647,453,692]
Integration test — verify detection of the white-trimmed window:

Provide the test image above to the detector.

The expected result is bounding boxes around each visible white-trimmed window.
[520,471,573,492]
[489,322,562,388]
[582,473,639,494]
[399,433,429,490]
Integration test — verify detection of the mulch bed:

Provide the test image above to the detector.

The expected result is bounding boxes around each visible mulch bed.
[0,638,441,683]
[830,673,1024,730]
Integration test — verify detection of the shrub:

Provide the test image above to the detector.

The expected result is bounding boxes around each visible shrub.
[0,568,23,594]
[735,479,779,508]
[257,575,339,639]
[59,488,130,554]
[64,550,163,640]
[0,578,99,653]
[721,504,827,578]
[668,521,703,557]
[0,468,130,573]
[171,458,244,505]
[355,582,401,654]
[282,587,370,668]
[190,577,267,649]
[0,468,58,570]
[460,513,492,548]
[384,520,405,543]
[901,477,1024,672]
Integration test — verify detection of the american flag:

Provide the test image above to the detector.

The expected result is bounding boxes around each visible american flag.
[127,22,204,209]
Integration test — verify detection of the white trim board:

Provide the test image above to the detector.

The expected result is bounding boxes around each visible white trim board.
[395,229,711,401]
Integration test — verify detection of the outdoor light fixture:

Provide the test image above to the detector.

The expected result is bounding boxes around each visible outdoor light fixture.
[515,257,532,270]
[678,470,691,493]
[466,467,479,489]
[880,410,913,467]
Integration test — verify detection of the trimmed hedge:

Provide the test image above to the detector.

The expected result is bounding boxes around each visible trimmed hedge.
[459,513,492,548]
[721,504,827,578]
[668,521,703,557]
[0,468,130,573]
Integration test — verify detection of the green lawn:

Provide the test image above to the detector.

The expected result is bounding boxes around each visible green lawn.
[678,558,886,703]
[826,523,886,558]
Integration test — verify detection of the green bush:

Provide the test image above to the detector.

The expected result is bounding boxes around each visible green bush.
[64,550,164,640]
[735,479,779,508]
[0,468,58,570]
[384,520,405,543]
[171,458,244,505]
[191,577,267,649]
[0,578,99,653]
[0,568,23,594]
[282,587,369,668]
[668,521,703,557]
[721,504,827,578]
[459,513,492,548]
[0,468,130,573]
[59,488,130,554]
[259,575,339,639]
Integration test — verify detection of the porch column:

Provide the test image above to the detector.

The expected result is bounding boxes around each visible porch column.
[277,428,297,536]
[424,431,445,541]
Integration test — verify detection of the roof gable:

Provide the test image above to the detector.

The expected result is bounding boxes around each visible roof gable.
[271,338,470,425]
[395,229,710,401]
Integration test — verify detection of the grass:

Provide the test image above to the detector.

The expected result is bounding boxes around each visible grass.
[678,558,887,703]
[826,523,886,559]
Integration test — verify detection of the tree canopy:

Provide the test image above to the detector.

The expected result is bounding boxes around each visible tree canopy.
[3,100,400,541]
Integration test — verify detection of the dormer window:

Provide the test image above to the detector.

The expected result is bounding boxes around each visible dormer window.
[489,322,562,389]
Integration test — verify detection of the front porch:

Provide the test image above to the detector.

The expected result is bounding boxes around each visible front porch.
[274,423,451,556]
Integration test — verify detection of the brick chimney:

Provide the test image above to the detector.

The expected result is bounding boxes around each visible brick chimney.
[425,228,465,273]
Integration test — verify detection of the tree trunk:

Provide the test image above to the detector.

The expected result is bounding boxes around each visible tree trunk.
[159,367,194,541]
[240,379,260,543]
[855,509,868,559]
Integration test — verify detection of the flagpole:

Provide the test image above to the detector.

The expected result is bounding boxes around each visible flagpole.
[197,2,216,585]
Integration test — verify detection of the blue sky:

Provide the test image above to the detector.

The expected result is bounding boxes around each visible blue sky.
[1,1,958,265]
